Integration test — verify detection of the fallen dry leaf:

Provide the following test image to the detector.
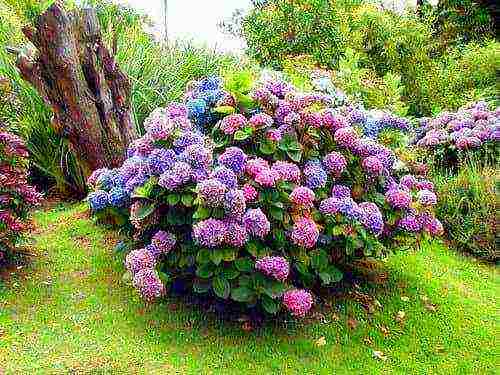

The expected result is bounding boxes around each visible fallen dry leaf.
[242,321,253,332]
[347,317,358,330]
[364,336,374,346]
[424,302,438,312]
[315,336,327,347]
[372,350,387,361]
[379,325,390,338]
[395,310,405,323]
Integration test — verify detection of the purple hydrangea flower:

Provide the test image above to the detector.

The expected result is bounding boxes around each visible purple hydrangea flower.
[242,184,258,202]
[246,158,270,177]
[125,248,156,275]
[243,208,270,238]
[211,166,238,189]
[400,174,418,190]
[289,186,315,208]
[323,152,347,177]
[291,217,319,248]
[362,156,384,176]
[255,168,278,187]
[218,147,247,174]
[417,189,437,206]
[331,185,351,199]
[197,178,227,207]
[255,256,290,282]
[303,161,327,190]
[148,148,176,175]
[88,190,109,211]
[282,289,313,317]
[224,189,247,219]
[183,144,213,169]
[132,269,165,302]
[334,127,359,148]
[359,202,384,235]
[193,219,227,248]
[319,197,342,215]
[398,215,422,232]
[220,114,247,135]
[151,230,176,255]
[224,221,248,247]
[424,217,444,236]
[271,161,301,183]
[249,113,274,129]
[385,188,412,209]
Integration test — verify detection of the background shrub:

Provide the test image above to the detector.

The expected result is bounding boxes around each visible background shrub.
[0,127,42,265]
[434,164,499,262]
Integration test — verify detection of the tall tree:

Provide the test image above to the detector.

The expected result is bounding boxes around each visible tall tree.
[10,1,138,182]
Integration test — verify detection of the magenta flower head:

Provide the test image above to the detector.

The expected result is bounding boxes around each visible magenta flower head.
[255,168,278,187]
[224,189,247,219]
[398,215,422,232]
[322,110,349,132]
[400,174,418,190]
[218,146,247,174]
[385,188,412,209]
[291,217,319,248]
[249,112,274,129]
[193,218,227,248]
[289,186,315,208]
[282,289,313,317]
[334,127,359,148]
[362,156,384,176]
[417,189,437,206]
[220,114,247,135]
[266,129,282,142]
[323,151,347,177]
[125,248,156,275]
[132,269,165,302]
[242,184,258,202]
[319,197,342,215]
[424,217,444,236]
[197,178,227,207]
[151,230,176,255]
[255,256,290,282]
[243,208,270,238]
[271,161,301,183]
[246,157,270,177]
[415,179,434,191]
[224,221,248,247]
[331,184,351,199]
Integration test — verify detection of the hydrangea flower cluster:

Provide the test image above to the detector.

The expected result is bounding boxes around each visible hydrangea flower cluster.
[414,102,499,164]
[87,75,442,319]
[0,131,42,264]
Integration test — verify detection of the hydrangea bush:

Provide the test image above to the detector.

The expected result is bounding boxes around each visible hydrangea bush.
[414,101,499,169]
[0,130,42,265]
[87,74,442,318]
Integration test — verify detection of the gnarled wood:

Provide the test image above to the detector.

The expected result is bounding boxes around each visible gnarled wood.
[12,1,137,184]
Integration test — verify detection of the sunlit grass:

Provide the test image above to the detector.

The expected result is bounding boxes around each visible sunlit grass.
[0,204,498,374]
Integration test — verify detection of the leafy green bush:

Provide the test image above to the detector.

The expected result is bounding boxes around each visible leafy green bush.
[434,164,498,262]
[0,128,42,266]
[86,73,442,318]
[238,1,497,116]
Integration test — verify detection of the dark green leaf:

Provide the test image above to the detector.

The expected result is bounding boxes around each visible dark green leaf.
[261,295,280,314]
[167,194,181,206]
[231,286,254,302]
[235,258,254,272]
[212,276,231,299]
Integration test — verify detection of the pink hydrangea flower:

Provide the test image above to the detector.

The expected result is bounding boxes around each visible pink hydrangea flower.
[282,289,313,317]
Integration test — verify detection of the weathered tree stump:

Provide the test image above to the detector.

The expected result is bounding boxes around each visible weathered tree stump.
[11,1,138,183]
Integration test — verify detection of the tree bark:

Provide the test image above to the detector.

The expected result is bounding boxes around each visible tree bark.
[12,1,137,183]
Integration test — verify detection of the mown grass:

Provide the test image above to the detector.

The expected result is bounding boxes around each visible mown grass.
[0,203,498,374]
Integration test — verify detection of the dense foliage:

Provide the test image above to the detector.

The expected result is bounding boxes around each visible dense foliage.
[414,101,499,170]
[235,1,498,116]
[87,73,442,318]
[0,128,42,265]
[434,166,498,262]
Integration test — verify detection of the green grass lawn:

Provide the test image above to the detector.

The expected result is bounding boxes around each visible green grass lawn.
[0,203,498,374]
